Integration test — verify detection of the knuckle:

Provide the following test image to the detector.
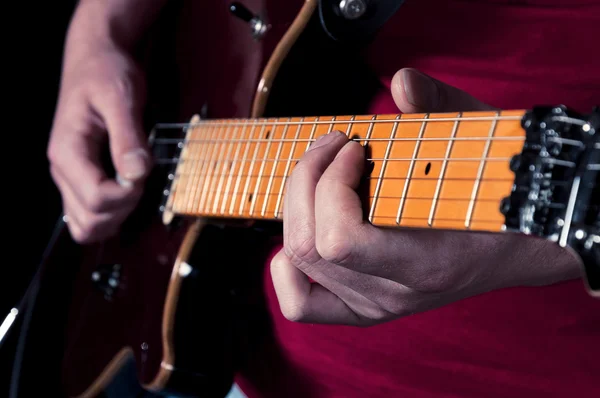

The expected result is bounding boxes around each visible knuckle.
[286,227,319,267]
[106,72,143,108]
[316,227,353,265]
[81,186,106,213]
[112,75,134,99]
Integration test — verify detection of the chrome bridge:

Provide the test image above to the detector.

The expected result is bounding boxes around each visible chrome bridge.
[501,105,599,295]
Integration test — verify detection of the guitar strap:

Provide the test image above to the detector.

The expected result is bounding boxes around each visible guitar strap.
[318,0,407,45]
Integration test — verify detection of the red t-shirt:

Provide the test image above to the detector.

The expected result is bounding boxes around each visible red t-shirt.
[237,1,600,396]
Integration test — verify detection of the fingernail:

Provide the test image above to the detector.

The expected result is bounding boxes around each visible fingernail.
[308,131,343,151]
[121,149,148,180]
[116,174,133,188]
[402,68,439,109]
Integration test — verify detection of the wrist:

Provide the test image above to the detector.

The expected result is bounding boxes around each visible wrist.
[490,235,582,290]
[63,0,166,69]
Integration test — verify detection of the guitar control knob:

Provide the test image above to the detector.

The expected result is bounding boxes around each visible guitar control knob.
[338,0,368,20]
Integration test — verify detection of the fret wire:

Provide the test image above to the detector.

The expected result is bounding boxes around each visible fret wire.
[345,116,356,136]
[465,112,499,228]
[183,124,209,212]
[362,116,377,148]
[186,123,209,212]
[262,120,291,217]
[428,115,461,226]
[209,122,237,213]
[221,122,251,214]
[274,117,325,219]
[249,121,278,216]
[229,123,259,215]
[275,118,306,218]
[156,136,526,144]
[329,116,337,134]
[154,114,523,130]
[189,124,216,213]
[185,123,208,212]
[306,117,321,151]
[240,123,268,215]
[219,122,247,214]
[369,115,400,223]
[169,122,196,212]
[397,114,428,224]
[214,121,247,213]
[169,124,187,212]
[199,122,234,212]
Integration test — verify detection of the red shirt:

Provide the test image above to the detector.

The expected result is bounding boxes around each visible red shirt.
[236,1,600,396]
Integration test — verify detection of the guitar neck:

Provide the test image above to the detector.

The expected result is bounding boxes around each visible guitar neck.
[159,109,527,233]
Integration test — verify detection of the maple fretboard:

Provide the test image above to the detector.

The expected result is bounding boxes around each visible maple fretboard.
[160,109,526,233]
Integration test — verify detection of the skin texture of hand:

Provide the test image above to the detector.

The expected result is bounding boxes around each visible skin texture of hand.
[46,0,169,244]
[47,47,151,243]
[270,68,582,326]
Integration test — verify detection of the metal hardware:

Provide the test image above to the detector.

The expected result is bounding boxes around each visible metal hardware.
[229,2,269,40]
[91,263,123,300]
[338,0,368,19]
[501,105,599,294]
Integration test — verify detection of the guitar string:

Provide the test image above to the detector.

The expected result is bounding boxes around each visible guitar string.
[153,136,527,144]
[165,190,571,207]
[167,200,596,219]
[153,156,576,167]
[166,212,511,224]
[161,118,596,214]
[172,173,518,182]
[150,114,595,133]
[152,115,524,130]
[151,136,595,148]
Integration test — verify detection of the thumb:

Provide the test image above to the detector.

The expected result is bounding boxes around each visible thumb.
[391,68,496,113]
[93,73,151,186]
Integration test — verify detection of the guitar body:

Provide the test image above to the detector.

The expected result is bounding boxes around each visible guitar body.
[15,1,385,397]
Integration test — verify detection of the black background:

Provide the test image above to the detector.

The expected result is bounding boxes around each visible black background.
[1,1,77,395]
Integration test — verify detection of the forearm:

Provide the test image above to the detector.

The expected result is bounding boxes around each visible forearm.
[64,0,169,67]
[487,234,582,291]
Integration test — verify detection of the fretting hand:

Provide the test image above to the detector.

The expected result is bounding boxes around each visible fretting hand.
[270,68,582,326]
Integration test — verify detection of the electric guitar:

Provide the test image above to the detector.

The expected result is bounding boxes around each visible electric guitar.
[13,1,599,397]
